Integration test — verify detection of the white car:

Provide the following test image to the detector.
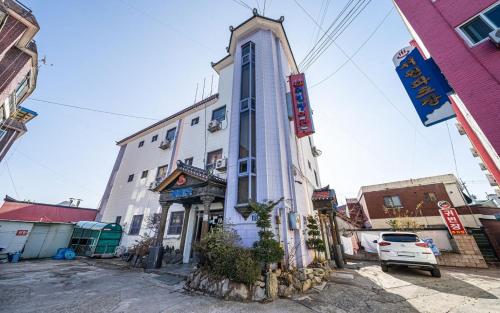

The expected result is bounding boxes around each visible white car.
[374,231,441,277]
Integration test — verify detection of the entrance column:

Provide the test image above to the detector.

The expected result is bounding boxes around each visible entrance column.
[329,209,344,268]
[179,204,191,256]
[147,201,172,269]
[200,195,215,237]
[155,202,173,246]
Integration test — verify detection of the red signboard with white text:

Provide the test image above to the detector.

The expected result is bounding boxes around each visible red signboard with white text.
[439,208,466,235]
[289,73,314,138]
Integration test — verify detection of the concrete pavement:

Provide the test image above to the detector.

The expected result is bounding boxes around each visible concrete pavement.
[0,259,499,312]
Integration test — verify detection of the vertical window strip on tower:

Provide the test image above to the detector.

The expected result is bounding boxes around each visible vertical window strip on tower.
[237,41,256,204]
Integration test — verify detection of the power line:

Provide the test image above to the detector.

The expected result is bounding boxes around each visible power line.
[310,7,394,88]
[298,0,356,68]
[230,0,252,10]
[26,98,159,121]
[298,0,359,70]
[117,0,215,52]
[5,160,20,198]
[294,1,430,143]
[300,0,372,72]
[15,149,100,194]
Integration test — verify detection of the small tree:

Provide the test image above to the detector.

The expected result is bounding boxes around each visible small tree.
[250,199,284,270]
[306,215,325,262]
[384,201,425,231]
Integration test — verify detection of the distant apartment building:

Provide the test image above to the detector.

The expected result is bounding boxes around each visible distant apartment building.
[393,0,500,195]
[99,13,324,267]
[357,174,499,229]
[0,0,39,162]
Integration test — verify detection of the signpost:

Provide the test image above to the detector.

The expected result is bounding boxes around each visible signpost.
[289,73,314,138]
[438,207,467,235]
[393,46,455,127]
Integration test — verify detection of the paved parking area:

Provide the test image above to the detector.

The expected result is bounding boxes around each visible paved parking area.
[0,259,499,312]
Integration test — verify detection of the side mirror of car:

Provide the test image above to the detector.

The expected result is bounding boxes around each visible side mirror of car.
[372,240,378,243]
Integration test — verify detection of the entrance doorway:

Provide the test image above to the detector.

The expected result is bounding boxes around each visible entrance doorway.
[193,209,224,243]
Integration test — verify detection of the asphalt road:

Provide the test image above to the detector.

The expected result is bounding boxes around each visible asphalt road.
[0,259,499,313]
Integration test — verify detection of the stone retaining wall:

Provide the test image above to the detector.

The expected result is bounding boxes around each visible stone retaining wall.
[185,265,333,302]
[437,234,488,268]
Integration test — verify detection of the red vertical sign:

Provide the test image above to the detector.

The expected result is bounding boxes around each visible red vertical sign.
[439,208,466,235]
[289,73,314,138]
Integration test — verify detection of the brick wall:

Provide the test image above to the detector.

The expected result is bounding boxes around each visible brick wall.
[0,46,30,94]
[437,234,488,268]
[0,16,27,56]
[394,0,500,155]
[480,219,500,259]
[363,183,452,219]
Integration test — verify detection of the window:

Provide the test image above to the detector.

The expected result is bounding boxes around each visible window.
[314,170,319,187]
[191,117,199,126]
[424,192,437,202]
[129,214,143,235]
[127,174,134,182]
[211,106,226,122]
[141,170,148,179]
[206,149,222,171]
[383,195,402,208]
[458,3,500,45]
[167,211,184,235]
[15,72,30,101]
[184,157,193,166]
[308,160,312,170]
[152,213,161,225]
[115,216,122,224]
[237,41,256,204]
[382,233,419,243]
[151,135,158,142]
[156,165,167,181]
[138,140,144,148]
[166,128,176,141]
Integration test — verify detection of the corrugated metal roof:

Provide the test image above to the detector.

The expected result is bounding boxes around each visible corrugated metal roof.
[0,195,98,223]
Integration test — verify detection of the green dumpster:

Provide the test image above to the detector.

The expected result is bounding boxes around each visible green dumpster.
[70,221,122,257]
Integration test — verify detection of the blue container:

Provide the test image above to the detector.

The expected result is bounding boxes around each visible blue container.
[9,252,21,263]
[64,249,76,260]
[53,248,67,260]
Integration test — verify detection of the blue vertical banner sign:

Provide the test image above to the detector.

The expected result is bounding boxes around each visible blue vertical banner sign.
[393,46,455,127]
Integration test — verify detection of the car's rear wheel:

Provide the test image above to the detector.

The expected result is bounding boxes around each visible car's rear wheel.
[381,264,389,272]
[431,268,441,278]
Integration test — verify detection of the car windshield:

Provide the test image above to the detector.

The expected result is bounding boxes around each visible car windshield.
[382,233,419,242]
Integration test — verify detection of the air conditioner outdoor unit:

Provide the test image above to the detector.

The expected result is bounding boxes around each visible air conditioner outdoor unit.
[215,158,227,171]
[486,173,498,187]
[149,181,159,190]
[479,163,487,171]
[470,147,479,157]
[207,120,222,133]
[455,123,466,135]
[159,139,172,150]
[489,28,500,48]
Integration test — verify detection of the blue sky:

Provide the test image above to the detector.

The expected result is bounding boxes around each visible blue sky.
[0,0,493,208]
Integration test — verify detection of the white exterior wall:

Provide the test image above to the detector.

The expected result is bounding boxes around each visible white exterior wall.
[224,29,320,267]
[0,220,34,253]
[100,95,230,248]
[100,19,323,267]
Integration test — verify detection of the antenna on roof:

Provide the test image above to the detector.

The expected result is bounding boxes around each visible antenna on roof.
[201,77,206,100]
[209,74,214,96]
[194,82,199,104]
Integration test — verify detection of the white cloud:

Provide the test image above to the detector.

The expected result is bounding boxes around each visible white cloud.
[424,101,455,125]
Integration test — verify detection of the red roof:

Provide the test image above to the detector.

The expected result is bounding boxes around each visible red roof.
[0,196,97,223]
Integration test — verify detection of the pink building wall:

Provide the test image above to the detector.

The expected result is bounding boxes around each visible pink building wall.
[394,0,500,156]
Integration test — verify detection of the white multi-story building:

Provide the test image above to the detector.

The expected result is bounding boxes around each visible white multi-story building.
[98,13,323,267]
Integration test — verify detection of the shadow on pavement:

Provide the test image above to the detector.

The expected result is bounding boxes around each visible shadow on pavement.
[295,269,420,313]
[386,265,498,300]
